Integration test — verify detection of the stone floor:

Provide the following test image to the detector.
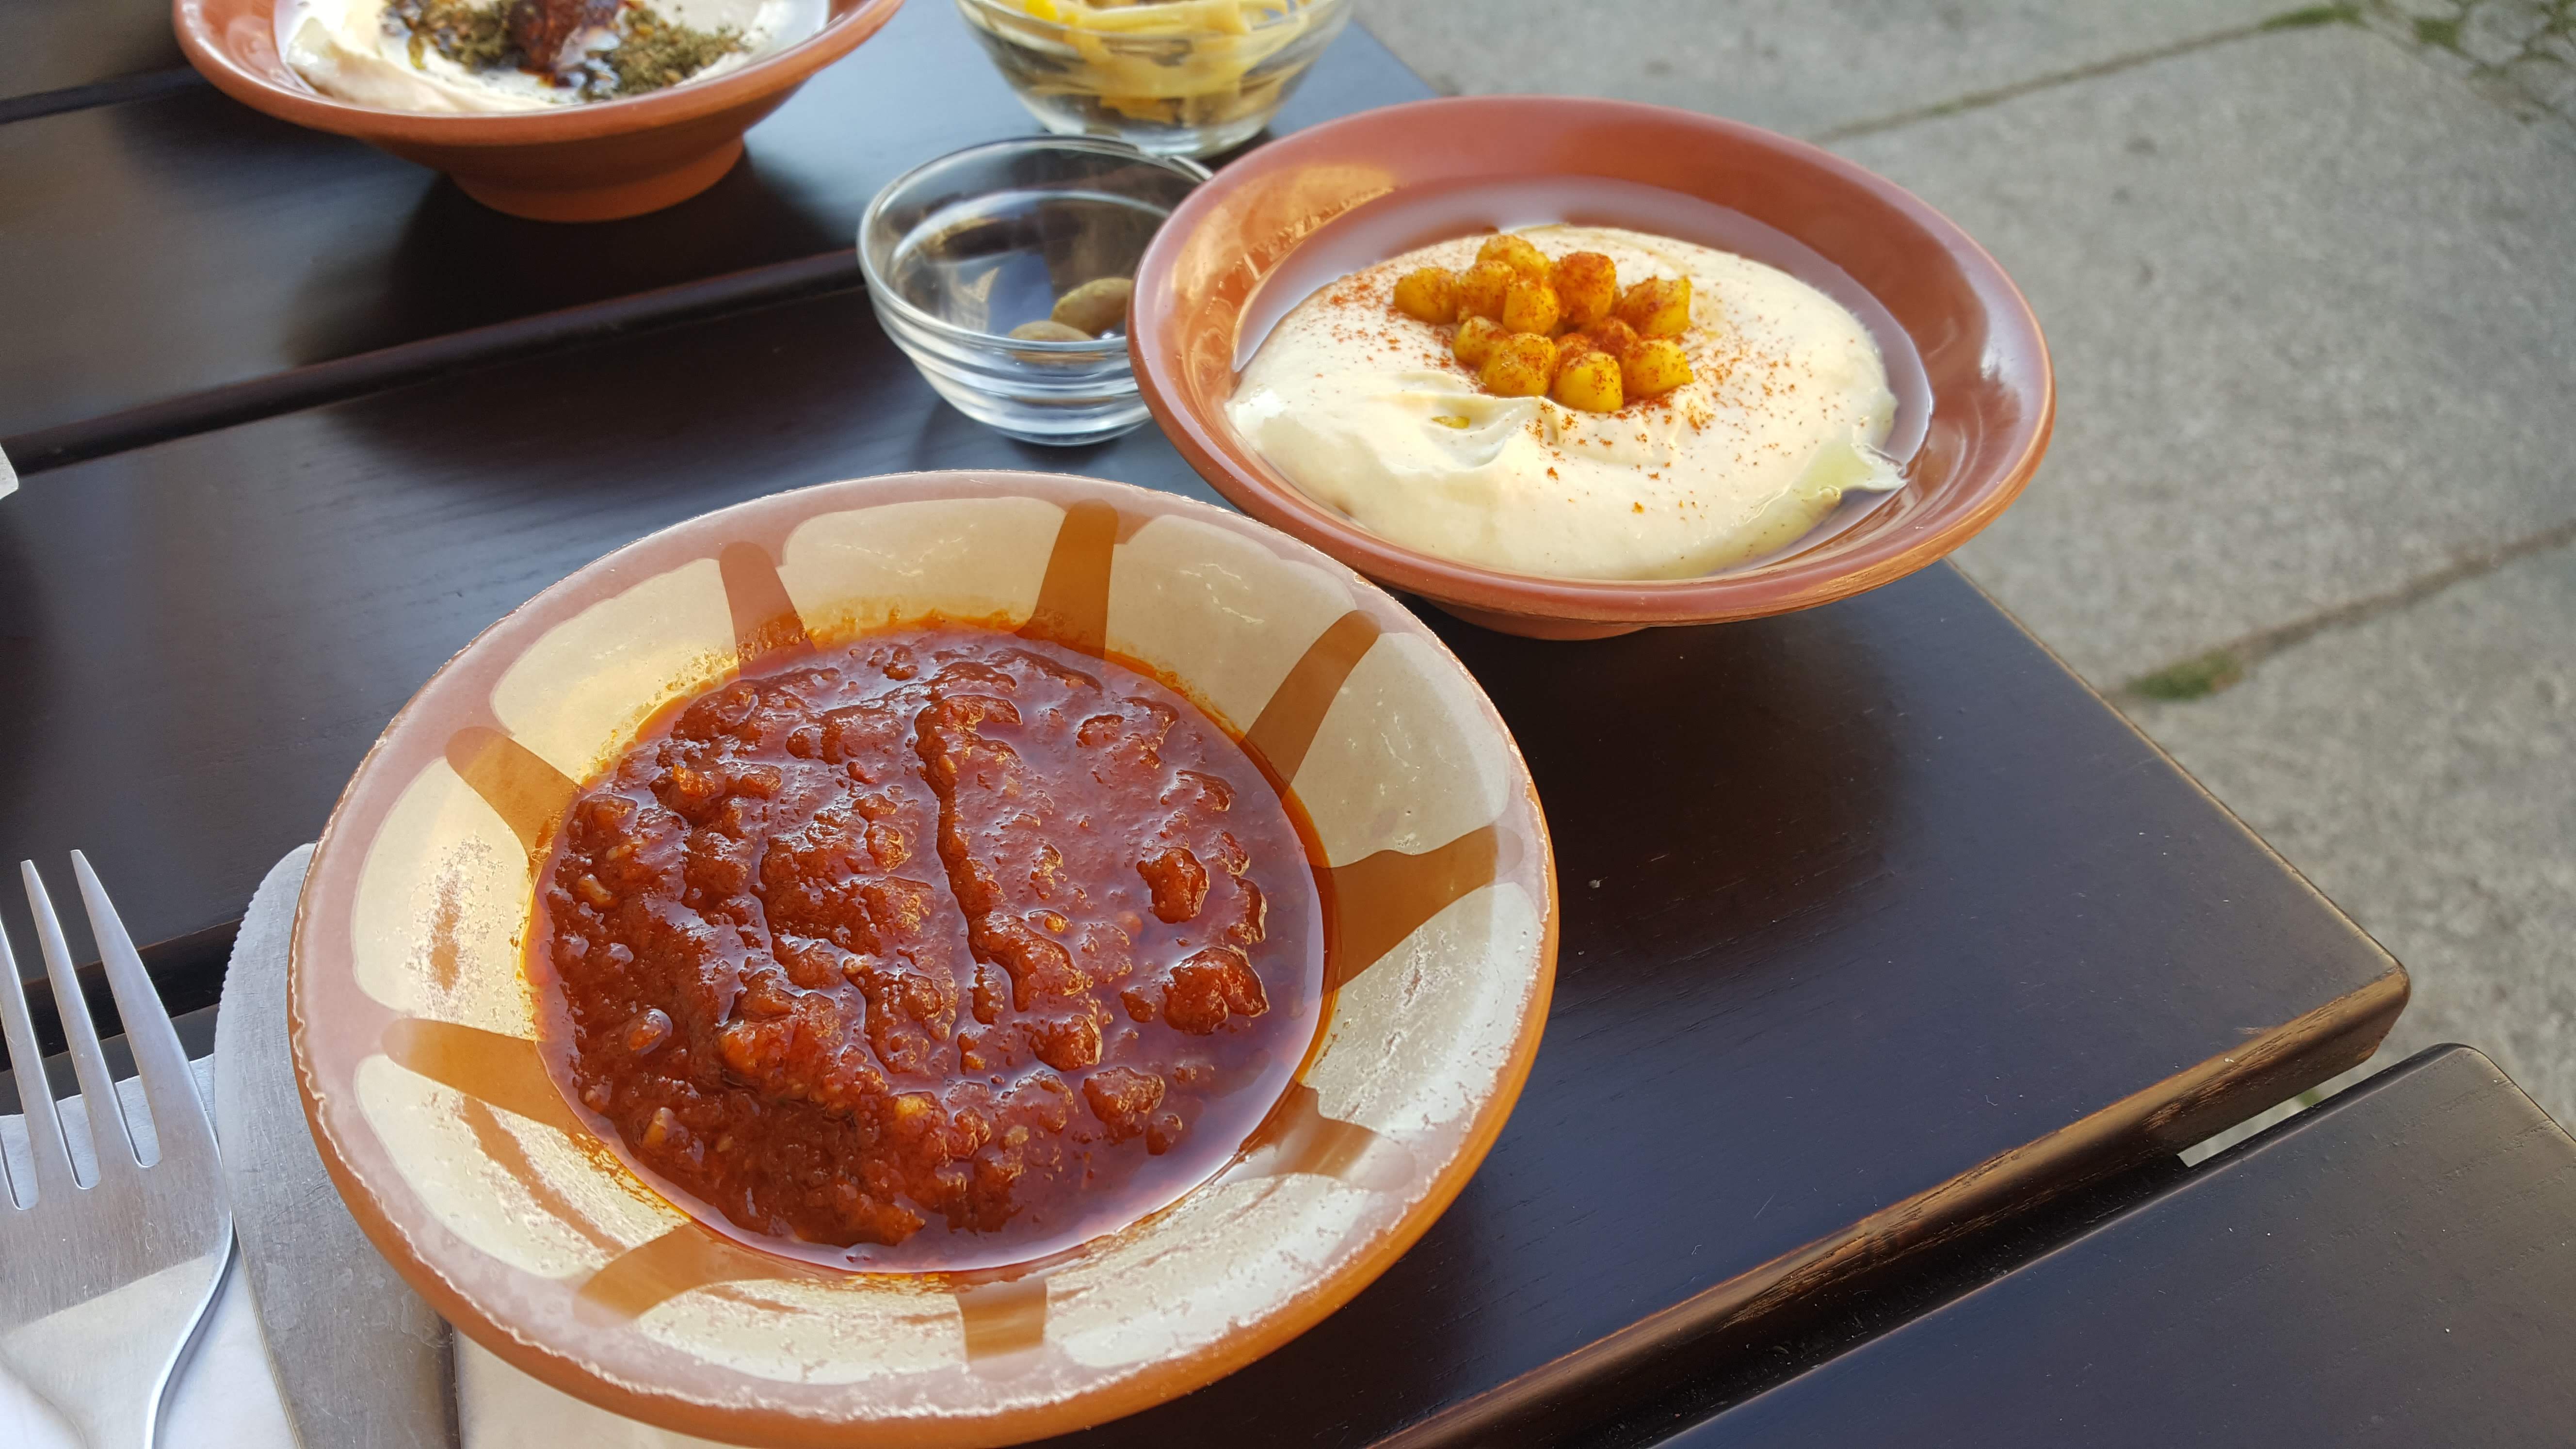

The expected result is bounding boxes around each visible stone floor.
[2365,0,2576,136]
[1355,0,2576,1131]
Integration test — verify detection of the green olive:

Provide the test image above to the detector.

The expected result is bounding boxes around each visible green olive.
[1049,277,1135,338]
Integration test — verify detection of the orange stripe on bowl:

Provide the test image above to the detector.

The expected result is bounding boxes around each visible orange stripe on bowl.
[1244,610,1381,785]
[445,726,580,861]
[381,1017,585,1139]
[574,1222,832,1323]
[958,1277,1049,1364]
[1227,1081,1412,1192]
[719,541,812,666]
[1019,499,1124,657]
[1326,822,1506,989]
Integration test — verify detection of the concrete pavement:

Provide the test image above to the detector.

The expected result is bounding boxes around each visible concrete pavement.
[1353,1,2576,1130]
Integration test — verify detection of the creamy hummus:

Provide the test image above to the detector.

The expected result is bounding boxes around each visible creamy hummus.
[1227,225,1905,580]
[278,0,822,114]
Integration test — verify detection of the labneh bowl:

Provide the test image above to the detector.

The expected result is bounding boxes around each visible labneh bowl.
[174,0,905,220]
[289,471,1556,1446]
[1129,95,2054,639]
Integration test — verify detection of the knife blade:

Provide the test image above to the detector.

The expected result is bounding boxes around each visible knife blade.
[212,846,456,1449]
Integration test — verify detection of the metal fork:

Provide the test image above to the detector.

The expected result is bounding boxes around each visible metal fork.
[0,854,232,1448]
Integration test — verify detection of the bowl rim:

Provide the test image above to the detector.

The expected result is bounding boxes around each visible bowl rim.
[857,136,1212,354]
[173,0,907,143]
[953,0,1351,40]
[287,469,1561,1446]
[1128,94,2057,628]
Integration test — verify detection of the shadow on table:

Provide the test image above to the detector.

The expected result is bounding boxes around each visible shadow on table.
[0,518,48,851]
[274,264,1218,503]
[1433,603,1904,1002]
[283,154,849,366]
[896,394,1237,511]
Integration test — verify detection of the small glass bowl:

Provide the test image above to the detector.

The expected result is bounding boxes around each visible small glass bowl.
[955,0,1354,159]
[859,138,1209,446]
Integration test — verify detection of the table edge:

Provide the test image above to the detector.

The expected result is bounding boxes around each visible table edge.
[1372,964,2410,1449]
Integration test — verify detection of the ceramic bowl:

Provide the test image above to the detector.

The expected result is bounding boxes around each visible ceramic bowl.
[289,471,1557,1446]
[1129,95,2055,639]
[174,0,906,220]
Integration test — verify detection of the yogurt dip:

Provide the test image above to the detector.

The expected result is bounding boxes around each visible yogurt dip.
[278,0,823,114]
[1227,225,1905,581]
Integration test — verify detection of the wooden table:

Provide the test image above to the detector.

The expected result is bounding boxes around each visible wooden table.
[1646,1044,2576,1448]
[0,6,2413,1445]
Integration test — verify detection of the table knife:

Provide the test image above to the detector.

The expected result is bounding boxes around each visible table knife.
[213,846,456,1449]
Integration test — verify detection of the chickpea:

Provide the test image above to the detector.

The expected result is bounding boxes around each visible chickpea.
[1393,267,1461,324]
[1476,233,1552,281]
[1008,320,1091,342]
[1621,338,1694,398]
[1479,332,1557,397]
[1452,314,1508,368]
[1501,277,1562,336]
[1551,251,1619,329]
[1550,331,1596,379]
[1615,275,1693,338]
[1552,350,1625,412]
[1456,261,1516,322]
[1584,316,1642,358]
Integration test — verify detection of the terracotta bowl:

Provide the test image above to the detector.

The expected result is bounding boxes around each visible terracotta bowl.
[289,471,1557,1446]
[174,0,905,220]
[1129,95,2055,639]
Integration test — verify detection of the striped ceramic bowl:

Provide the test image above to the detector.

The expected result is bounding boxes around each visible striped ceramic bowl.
[289,470,1556,1446]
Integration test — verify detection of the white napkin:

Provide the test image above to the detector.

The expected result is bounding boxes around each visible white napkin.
[0,1059,294,1449]
[0,443,17,502]
[0,1059,729,1448]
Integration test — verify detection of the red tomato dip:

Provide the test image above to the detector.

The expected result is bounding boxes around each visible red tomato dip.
[530,624,1325,1269]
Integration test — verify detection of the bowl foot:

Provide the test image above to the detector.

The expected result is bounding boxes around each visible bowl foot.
[1428,600,1648,640]
[451,140,745,222]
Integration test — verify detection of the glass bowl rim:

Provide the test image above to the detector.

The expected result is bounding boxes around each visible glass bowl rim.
[857,136,1213,354]
[953,0,1352,41]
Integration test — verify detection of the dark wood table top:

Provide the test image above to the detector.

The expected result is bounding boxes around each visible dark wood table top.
[0,9,2419,1447]
[0,0,187,116]
[1647,1045,2576,1448]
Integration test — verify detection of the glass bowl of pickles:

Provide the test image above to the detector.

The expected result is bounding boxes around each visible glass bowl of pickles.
[956,0,1354,158]
[859,136,1209,445]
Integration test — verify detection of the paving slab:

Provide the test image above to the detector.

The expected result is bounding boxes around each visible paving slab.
[2365,0,2576,136]
[1352,0,2284,138]
[1833,22,2576,686]
[2132,540,2576,1130]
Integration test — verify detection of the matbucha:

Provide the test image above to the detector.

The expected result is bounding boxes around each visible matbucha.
[533,625,1323,1266]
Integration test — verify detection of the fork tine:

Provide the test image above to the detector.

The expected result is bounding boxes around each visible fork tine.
[0,907,78,1200]
[23,860,134,1176]
[72,851,212,1163]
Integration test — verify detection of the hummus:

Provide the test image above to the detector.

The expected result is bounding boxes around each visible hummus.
[1227,225,1905,580]
[278,0,822,114]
